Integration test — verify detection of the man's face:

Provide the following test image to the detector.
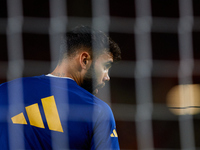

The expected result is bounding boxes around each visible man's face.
[81,52,113,95]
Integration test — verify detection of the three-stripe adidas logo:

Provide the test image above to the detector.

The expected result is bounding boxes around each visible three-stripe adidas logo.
[11,96,63,132]
[110,129,118,137]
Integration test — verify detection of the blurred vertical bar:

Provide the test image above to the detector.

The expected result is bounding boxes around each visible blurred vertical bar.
[92,0,111,105]
[178,0,195,149]
[49,0,67,71]
[134,0,154,150]
[91,0,112,147]
[6,0,24,149]
[49,0,68,149]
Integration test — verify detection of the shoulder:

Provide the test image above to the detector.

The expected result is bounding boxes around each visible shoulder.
[92,96,115,123]
[69,83,110,108]
[0,75,44,86]
[69,86,114,118]
[94,97,112,113]
[80,90,112,115]
[0,75,45,95]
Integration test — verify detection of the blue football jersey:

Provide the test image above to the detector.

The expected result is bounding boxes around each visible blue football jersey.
[0,75,120,150]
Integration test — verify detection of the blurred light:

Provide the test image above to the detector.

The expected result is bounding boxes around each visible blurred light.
[167,84,200,115]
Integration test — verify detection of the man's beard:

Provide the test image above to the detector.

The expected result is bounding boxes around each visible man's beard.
[81,65,98,95]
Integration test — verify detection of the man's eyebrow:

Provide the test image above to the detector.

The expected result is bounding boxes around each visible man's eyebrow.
[106,60,113,65]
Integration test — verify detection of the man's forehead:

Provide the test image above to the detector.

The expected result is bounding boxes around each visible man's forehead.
[95,52,113,62]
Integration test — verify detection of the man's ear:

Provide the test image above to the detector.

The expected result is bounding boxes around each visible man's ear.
[80,52,92,70]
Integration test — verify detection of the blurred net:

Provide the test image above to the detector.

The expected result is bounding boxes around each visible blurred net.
[1,0,200,149]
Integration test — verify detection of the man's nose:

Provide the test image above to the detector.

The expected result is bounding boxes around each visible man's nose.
[104,73,110,82]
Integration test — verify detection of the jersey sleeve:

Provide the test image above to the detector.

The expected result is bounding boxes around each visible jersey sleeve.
[90,103,120,150]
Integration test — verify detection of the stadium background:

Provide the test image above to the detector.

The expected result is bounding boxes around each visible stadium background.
[1,0,200,149]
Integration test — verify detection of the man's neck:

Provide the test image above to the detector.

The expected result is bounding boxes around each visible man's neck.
[51,66,82,86]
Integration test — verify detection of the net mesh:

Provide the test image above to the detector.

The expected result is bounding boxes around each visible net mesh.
[1,0,200,149]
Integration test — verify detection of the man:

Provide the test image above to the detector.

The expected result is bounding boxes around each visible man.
[0,25,121,149]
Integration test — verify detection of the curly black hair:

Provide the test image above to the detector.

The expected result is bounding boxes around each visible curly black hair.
[59,25,121,62]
